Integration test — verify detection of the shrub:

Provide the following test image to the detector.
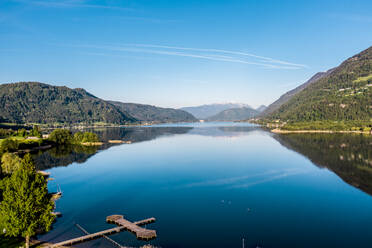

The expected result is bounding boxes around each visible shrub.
[0,139,19,153]
[73,131,99,143]
[29,126,42,138]
[0,129,13,139]
[48,129,72,144]
[73,132,84,143]
[14,128,27,138]
[82,132,99,143]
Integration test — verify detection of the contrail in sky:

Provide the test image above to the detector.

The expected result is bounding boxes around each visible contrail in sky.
[60,43,308,69]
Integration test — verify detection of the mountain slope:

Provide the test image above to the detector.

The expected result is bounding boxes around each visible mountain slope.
[261,69,334,117]
[0,82,136,124]
[108,101,197,123]
[256,105,267,113]
[266,46,372,121]
[206,107,259,121]
[180,103,252,119]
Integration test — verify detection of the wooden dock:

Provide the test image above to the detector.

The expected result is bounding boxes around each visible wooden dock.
[75,223,125,248]
[107,215,157,240]
[48,215,156,247]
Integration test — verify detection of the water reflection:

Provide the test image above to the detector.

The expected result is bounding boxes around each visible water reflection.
[35,124,372,248]
[93,126,193,143]
[33,145,99,170]
[35,125,372,198]
[274,133,372,196]
[33,127,192,170]
[190,125,260,137]
[34,125,261,170]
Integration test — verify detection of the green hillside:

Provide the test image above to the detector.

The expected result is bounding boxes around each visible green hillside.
[266,46,372,123]
[260,69,333,116]
[109,101,198,123]
[207,107,259,121]
[0,82,136,125]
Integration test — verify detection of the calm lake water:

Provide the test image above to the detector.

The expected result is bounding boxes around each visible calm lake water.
[37,122,372,248]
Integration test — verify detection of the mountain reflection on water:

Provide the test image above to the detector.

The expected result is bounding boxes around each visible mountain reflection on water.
[34,125,372,198]
[274,133,372,196]
[33,126,191,170]
[35,123,372,248]
[34,125,260,171]
[34,145,98,170]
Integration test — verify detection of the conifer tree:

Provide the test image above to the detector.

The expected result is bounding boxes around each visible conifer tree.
[0,154,55,248]
[1,152,22,174]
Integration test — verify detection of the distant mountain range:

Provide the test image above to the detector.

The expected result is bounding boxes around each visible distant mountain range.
[0,82,197,125]
[5,44,370,127]
[180,103,253,120]
[181,103,265,121]
[261,46,372,122]
[206,107,259,121]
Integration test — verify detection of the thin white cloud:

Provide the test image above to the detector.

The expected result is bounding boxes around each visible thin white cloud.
[66,43,307,69]
[132,44,309,69]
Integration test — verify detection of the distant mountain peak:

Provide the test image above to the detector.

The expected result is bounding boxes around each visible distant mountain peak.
[180,103,253,119]
[256,105,267,112]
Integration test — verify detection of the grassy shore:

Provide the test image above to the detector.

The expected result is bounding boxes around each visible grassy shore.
[271,128,371,134]
[250,120,372,134]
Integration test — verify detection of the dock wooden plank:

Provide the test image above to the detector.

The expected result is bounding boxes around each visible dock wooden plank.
[107,215,157,240]
[49,216,156,247]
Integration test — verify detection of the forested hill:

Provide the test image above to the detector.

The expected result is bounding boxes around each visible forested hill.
[108,101,198,123]
[265,46,372,122]
[0,82,136,124]
[206,107,259,121]
[261,69,334,117]
[0,82,198,125]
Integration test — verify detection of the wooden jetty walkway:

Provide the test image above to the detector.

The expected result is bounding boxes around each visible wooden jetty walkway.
[107,215,157,240]
[75,223,125,248]
[48,215,156,247]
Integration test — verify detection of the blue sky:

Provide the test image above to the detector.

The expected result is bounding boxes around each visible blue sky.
[1,0,372,108]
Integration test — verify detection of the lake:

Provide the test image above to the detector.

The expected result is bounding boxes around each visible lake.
[37,122,372,248]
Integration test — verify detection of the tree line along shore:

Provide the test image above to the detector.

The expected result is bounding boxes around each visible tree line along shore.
[247,119,372,134]
[0,127,102,248]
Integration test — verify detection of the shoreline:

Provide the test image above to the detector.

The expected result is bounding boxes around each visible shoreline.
[271,128,372,134]
[0,120,200,131]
